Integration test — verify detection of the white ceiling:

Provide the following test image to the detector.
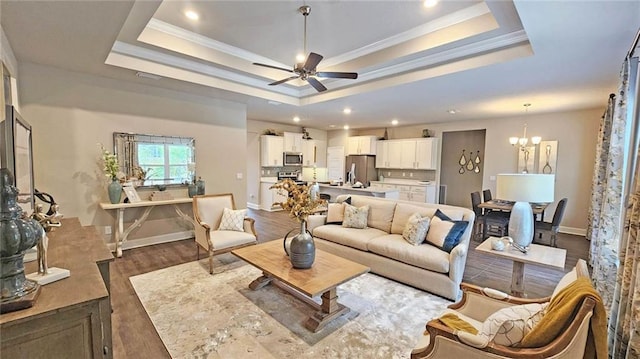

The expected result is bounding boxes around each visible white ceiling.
[1,1,638,130]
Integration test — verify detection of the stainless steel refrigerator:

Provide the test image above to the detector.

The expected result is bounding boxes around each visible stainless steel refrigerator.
[345,155,377,186]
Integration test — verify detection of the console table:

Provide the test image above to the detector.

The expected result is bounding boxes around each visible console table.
[99,198,196,257]
[0,218,114,358]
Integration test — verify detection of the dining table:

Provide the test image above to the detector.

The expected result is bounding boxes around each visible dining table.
[478,199,549,221]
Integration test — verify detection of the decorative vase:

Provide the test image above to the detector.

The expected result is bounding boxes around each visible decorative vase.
[196,177,205,195]
[108,179,122,204]
[283,220,315,269]
[188,183,198,198]
[0,168,43,313]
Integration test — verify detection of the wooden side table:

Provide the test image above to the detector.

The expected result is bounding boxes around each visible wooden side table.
[475,237,566,297]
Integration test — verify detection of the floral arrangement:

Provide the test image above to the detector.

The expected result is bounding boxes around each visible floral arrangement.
[270,179,326,222]
[99,144,120,181]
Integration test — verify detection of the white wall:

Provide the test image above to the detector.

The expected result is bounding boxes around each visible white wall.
[18,62,248,244]
[330,108,602,233]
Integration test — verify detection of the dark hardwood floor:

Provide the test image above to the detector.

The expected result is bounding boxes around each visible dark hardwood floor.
[110,208,589,358]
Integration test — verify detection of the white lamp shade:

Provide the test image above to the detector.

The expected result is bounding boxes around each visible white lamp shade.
[496,174,555,203]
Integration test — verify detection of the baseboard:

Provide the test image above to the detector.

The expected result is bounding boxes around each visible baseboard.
[247,202,260,210]
[559,226,586,237]
[106,230,194,252]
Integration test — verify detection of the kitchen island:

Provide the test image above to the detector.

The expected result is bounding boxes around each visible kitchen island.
[318,183,399,201]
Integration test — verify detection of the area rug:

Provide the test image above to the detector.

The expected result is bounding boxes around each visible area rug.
[130,254,452,358]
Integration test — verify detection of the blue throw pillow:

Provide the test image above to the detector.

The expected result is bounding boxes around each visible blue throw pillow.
[431,209,468,252]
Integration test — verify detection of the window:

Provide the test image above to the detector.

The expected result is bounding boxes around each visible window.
[113,132,195,187]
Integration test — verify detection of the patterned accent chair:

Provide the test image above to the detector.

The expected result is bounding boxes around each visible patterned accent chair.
[192,193,257,274]
[411,259,599,358]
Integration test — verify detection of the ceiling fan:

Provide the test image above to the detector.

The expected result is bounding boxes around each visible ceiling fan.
[253,5,358,93]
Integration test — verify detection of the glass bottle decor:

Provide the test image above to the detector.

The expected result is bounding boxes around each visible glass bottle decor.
[188,181,198,198]
[196,177,205,195]
[108,178,122,204]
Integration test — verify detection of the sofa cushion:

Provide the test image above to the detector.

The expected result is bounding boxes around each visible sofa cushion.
[343,204,370,229]
[425,210,469,252]
[350,196,397,233]
[313,224,387,251]
[391,203,466,235]
[402,213,431,245]
[366,234,450,273]
[326,203,346,224]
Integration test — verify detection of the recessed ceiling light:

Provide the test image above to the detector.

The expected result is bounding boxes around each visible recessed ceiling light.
[329,125,336,128]
[296,53,306,63]
[391,119,399,125]
[267,100,281,106]
[447,109,459,115]
[293,116,301,122]
[343,108,352,115]
[343,125,349,130]
[423,0,438,8]
[185,10,199,20]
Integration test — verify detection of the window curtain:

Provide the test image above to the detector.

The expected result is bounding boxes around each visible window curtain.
[587,63,629,309]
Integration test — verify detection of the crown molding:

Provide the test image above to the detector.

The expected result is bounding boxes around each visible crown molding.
[320,2,493,68]
[146,18,290,69]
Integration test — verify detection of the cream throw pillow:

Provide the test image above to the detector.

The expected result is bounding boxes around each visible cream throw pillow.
[326,203,346,224]
[218,208,246,232]
[342,204,369,229]
[478,302,548,347]
[402,213,431,245]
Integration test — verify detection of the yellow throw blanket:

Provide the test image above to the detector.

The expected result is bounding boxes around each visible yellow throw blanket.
[520,277,607,359]
[434,313,478,335]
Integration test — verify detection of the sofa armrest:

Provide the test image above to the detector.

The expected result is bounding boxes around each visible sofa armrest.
[448,242,468,285]
[307,214,327,233]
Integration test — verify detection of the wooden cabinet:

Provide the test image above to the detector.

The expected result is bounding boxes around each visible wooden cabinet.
[347,136,377,155]
[1,218,114,359]
[372,182,436,203]
[415,138,438,170]
[283,132,303,152]
[302,139,327,167]
[374,138,439,170]
[260,182,288,211]
[261,135,284,167]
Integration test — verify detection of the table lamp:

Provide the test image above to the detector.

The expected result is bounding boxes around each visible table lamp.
[496,174,555,248]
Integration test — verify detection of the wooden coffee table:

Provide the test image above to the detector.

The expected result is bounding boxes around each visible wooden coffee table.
[232,240,369,332]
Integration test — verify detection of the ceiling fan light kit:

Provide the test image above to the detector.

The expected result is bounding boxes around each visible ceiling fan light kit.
[252,5,358,93]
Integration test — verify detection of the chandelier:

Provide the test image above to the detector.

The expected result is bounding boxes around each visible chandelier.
[509,104,541,148]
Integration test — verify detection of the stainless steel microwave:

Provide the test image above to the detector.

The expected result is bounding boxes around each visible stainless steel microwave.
[283,152,303,166]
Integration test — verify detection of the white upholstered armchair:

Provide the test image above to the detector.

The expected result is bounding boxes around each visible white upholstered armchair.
[411,259,602,359]
[192,193,257,274]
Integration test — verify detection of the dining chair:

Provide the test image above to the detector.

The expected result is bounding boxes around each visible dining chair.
[534,198,568,247]
[482,189,492,202]
[471,192,509,241]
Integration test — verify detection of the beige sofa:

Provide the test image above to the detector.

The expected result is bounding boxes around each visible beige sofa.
[307,195,475,300]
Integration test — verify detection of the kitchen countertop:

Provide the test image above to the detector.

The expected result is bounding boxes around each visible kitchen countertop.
[370,179,435,186]
[318,183,399,194]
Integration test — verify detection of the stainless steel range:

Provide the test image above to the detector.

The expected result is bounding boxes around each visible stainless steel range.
[278,171,304,185]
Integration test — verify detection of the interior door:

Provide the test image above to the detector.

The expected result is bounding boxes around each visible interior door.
[440,130,486,208]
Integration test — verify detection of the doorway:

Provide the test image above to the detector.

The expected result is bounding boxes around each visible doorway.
[440,130,486,208]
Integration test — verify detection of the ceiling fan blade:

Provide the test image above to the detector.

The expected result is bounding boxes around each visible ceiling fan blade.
[316,71,358,79]
[303,52,323,71]
[269,76,299,86]
[307,77,327,92]
[253,62,294,73]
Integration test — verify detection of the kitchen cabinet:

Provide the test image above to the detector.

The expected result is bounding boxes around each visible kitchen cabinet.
[261,135,284,167]
[415,138,438,170]
[260,181,288,211]
[374,138,439,170]
[302,139,327,167]
[283,132,303,152]
[370,181,437,203]
[347,136,377,155]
